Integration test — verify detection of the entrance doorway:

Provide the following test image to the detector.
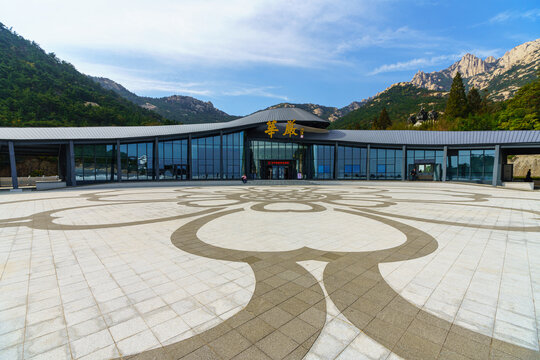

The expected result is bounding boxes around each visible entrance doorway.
[409,162,441,181]
[416,163,434,180]
[263,160,294,180]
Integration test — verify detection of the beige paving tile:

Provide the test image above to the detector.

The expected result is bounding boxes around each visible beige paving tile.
[116,329,160,355]
[151,316,190,343]
[109,317,148,342]
[1,184,540,359]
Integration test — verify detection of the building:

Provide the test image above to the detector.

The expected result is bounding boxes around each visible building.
[1,108,539,189]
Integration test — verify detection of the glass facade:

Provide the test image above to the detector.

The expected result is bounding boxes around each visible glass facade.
[0,147,9,178]
[313,145,334,179]
[370,148,403,180]
[406,149,444,181]
[223,132,244,179]
[337,146,367,179]
[249,140,308,179]
[158,139,188,180]
[67,135,500,185]
[192,135,221,179]
[119,142,154,181]
[447,149,494,183]
[75,144,117,182]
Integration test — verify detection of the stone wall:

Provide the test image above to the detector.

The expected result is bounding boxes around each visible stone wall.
[507,155,540,178]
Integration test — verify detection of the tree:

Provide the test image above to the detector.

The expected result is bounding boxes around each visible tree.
[467,87,482,115]
[445,72,468,119]
[497,73,540,130]
[372,108,391,129]
[479,89,490,114]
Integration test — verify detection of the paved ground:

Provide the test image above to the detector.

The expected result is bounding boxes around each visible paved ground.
[0,182,539,360]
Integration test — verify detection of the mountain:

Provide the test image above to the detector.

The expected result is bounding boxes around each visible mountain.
[411,39,540,100]
[329,83,447,129]
[0,23,169,127]
[266,100,367,122]
[92,77,239,124]
[331,39,539,130]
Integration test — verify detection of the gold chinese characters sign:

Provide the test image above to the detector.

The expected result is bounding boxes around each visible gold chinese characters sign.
[265,119,304,139]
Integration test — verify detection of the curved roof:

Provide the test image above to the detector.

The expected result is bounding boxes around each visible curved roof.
[0,107,539,146]
[308,129,540,146]
[0,108,328,141]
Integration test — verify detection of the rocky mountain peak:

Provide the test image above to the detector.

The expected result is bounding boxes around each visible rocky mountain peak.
[409,38,539,99]
[448,53,491,78]
[497,38,540,70]
[92,77,236,123]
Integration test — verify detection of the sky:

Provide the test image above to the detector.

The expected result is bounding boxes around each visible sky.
[1,0,539,116]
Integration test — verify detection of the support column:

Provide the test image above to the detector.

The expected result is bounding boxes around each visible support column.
[333,142,338,180]
[68,141,76,186]
[65,143,71,186]
[366,144,371,181]
[401,145,406,181]
[220,131,224,180]
[492,145,501,186]
[8,141,18,190]
[154,137,159,181]
[188,135,193,180]
[243,133,250,179]
[442,146,448,182]
[116,140,122,182]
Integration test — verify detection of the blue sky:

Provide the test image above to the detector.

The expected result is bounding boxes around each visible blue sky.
[1,0,539,115]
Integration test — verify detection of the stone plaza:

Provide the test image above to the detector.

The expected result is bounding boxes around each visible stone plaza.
[0,182,539,359]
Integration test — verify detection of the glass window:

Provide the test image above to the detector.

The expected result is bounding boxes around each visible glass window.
[313,145,334,179]
[458,150,471,180]
[83,145,95,181]
[484,150,494,179]
[116,142,153,181]
[74,143,117,182]
[223,132,244,179]
[138,143,147,180]
[248,140,307,179]
[337,145,367,179]
[120,144,128,180]
[192,135,221,179]
[95,150,107,182]
[471,150,484,181]
[447,149,494,183]
[407,148,443,181]
[370,148,402,180]
[74,145,84,181]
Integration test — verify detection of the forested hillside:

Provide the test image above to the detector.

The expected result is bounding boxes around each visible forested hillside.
[330,84,447,129]
[92,77,239,124]
[0,23,171,127]
[448,71,540,131]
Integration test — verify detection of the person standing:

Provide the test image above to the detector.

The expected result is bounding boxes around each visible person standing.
[525,169,532,182]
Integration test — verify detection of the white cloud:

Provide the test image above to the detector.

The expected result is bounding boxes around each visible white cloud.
[337,26,449,52]
[126,79,212,97]
[0,0,383,68]
[223,87,288,101]
[369,54,459,75]
[77,60,287,100]
[489,9,540,23]
[74,61,212,96]
[369,48,503,75]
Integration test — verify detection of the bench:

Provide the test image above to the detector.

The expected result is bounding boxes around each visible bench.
[502,182,534,191]
[36,181,66,191]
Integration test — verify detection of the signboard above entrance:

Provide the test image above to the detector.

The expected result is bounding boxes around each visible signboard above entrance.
[265,120,305,139]
[268,161,290,165]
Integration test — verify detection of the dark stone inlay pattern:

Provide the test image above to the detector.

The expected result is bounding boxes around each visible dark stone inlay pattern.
[1,186,539,359]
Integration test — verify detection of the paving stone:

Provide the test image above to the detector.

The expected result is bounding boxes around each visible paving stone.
[0,184,539,360]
